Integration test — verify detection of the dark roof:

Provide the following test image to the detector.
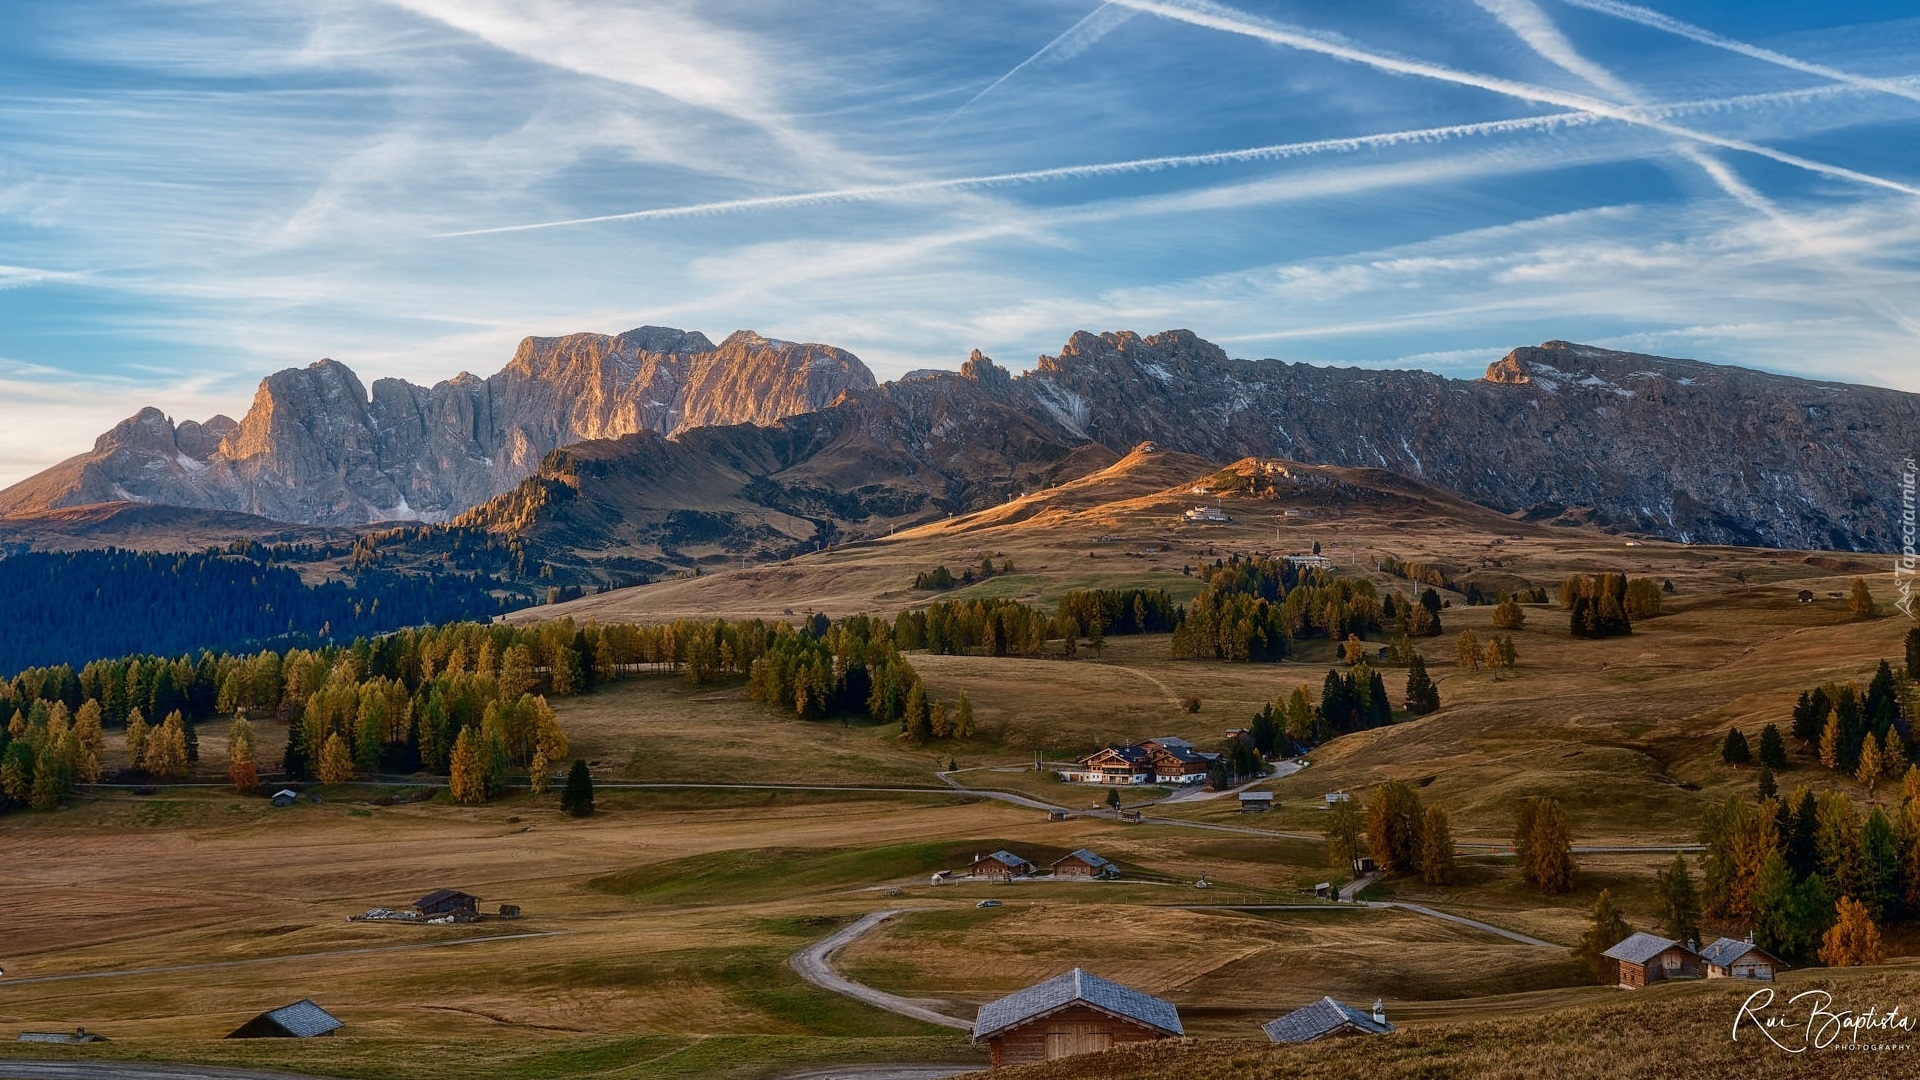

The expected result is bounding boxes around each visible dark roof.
[1602,932,1685,966]
[1052,849,1113,871]
[1262,997,1394,1043]
[974,969,1182,1041]
[248,1000,342,1038]
[1701,937,1778,969]
[415,888,479,908]
[974,850,1032,870]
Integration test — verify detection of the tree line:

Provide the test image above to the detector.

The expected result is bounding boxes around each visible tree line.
[0,547,509,672]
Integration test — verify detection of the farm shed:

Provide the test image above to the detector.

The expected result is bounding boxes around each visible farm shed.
[1050,849,1118,879]
[1702,936,1783,981]
[270,789,298,807]
[1239,791,1274,812]
[225,1000,342,1039]
[1263,997,1394,1043]
[1603,932,1702,989]
[973,968,1182,1068]
[414,889,480,918]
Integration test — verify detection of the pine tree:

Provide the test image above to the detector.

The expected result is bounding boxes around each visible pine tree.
[1573,889,1632,984]
[1907,627,1920,683]
[1757,766,1777,801]
[560,758,594,817]
[1758,724,1788,770]
[1654,854,1701,945]
[1861,807,1902,923]
[317,731,355,786]
[1420,806,1455,885]
[1403,654,1440,716]
[1752,850,1832,961]
[1722,727,1751,765]
[282,713,312,781]
[1816,794,1865,900]
[1820,896,1885,967]
[449,727,487,804]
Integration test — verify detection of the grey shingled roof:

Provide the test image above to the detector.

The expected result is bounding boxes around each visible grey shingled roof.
[1053,849,1113,871]
[975,850,1031,870]
[259,1000,342,1038]
[1262,997,1393,1043]
[973,969,1183,1041]
[1602,932,1683,966]
[1701,937,1776,969]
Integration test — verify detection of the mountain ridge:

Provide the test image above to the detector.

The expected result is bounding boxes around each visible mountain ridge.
[3,328,1913,553]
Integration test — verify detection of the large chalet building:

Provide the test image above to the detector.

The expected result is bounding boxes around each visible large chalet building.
[1059,737,1216,786]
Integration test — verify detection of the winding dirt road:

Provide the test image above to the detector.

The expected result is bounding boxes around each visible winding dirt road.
[787,910,973,1031]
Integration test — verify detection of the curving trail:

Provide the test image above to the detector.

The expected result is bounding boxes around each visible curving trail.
[787,910,973,1031]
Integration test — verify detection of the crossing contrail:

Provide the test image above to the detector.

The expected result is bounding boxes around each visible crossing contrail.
[942,2,1139,125]
[1100,0,1920,198]
[1555,0,1920,105]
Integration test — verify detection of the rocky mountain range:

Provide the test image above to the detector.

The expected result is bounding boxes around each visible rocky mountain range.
[4,328,1914,556]
[0,328,872,526]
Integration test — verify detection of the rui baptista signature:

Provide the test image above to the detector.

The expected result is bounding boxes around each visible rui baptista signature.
[1735,988,1916,1052]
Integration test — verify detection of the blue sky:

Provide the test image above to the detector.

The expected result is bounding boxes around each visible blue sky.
[3,0,1919,485]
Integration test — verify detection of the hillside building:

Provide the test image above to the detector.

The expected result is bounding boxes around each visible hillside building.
[1050,849,1119,879]
[1602,933,1703,989]
[1701,936,1783,981]
[225,1000,342,1039]
[1263,997,1394,1043]
[973,968,1183,1068]
[969,851,1036,880]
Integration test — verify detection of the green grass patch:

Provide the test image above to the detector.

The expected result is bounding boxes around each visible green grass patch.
[586,839,1079,905]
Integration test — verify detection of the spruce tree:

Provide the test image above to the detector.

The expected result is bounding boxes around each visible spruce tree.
[1722,727,1751,765]
[1573,889,1632,984]
[1758,724,1788,770]
[1403,654,1440,716]
[282,714,311,782]
[1654,854,1701,945]
[560,758,595,817]
[1757,766,1777,801]
[1861,807,1902,923]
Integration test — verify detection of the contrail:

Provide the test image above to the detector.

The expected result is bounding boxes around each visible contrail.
[941,2,1139,125]
[1100,0,1920,199]
[1555,0,1920,105]
[435,112,1605,237]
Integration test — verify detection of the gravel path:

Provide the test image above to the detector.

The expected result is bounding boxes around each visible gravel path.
[787,910,973,1031]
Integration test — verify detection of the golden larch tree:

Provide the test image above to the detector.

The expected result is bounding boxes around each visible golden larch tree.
[124,707,150,772]
[449,726,487,804]
[1455,629,1480,671]
[1820,896,1885,967]
[228,716,259,794]
[317,731,356,785]
[144,711,189,781]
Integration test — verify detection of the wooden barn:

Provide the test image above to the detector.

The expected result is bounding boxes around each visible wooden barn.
[1239,791,1274,813]
[1701,936,1784,981]
[414,889,480,918]
[970,851,1036,881]
[1263,996,1394,1043]
[225,1000,342,1039]
[973,968,1182,1068]
[1050,849,1118,880]
[1603,932,1703,989]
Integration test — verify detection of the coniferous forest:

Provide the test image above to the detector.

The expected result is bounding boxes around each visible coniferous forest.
[0,549,511,671]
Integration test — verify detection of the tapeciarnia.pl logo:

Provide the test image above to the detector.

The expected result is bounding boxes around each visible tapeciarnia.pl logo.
[1734,987,1916,1053]
[1898,457,1917,621]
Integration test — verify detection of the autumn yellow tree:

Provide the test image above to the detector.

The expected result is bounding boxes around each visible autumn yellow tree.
[498,644,537,701]
[124,707,150,773]
[144,711,189,781]
[72,700,105,784]
[317,731,355,785]
[1343,634,1367,666]
[1420,806,1456,885]
[1858,737,1884,795]
[228,717,259,794]
[449,726,487,804]
[1819,896,1885,967]
[1849,577,1878,619]
[1456,629,1481,671]
[1819,714,1842,770]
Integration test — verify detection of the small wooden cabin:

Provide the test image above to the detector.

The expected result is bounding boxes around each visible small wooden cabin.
[225,1000,342,1039]
[1603,932,1703,989]
[1797,590,1816,603]
[970,851,1036,880]
[415,889,480,918]
[1239,791,1274,813]
[1701,936,1784,981]
[1263,996,1394,1043]
[270,789,299,807]
[1051,849,1118,879]
[973,968,1182,1068]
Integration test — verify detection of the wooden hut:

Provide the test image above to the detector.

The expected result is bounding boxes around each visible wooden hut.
[1263,997,1394,1043]
[973,968,1182,1068]
[1050,849,1118,879]
[414,889,480,918]
[970,851,1035,881]
[225,1000,342,1039]
[1701,936,1784,981]
[1239,791,1274,812]
[1602,932,1702,989]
